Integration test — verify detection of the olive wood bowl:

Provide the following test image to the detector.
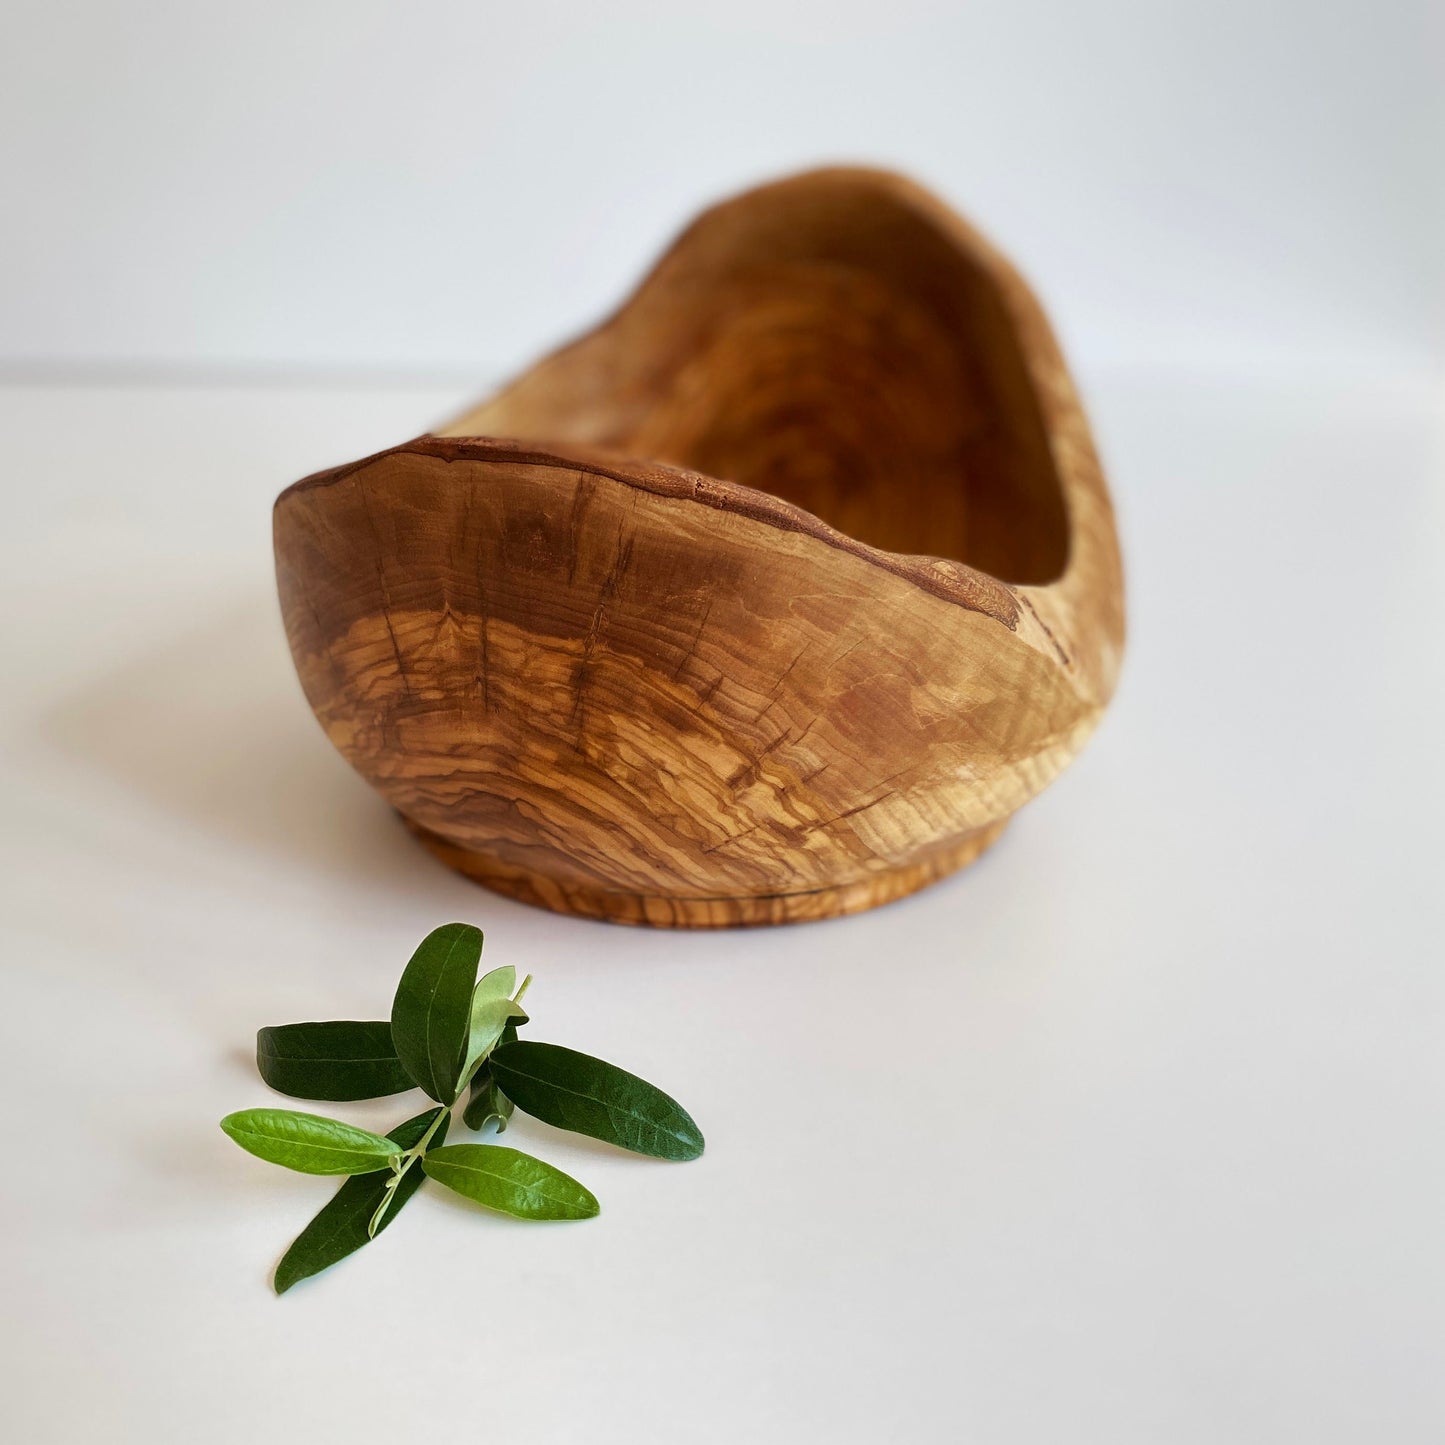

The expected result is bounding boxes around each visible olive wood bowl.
[274,167,1125,927]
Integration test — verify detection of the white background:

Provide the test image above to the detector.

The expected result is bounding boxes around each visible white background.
[1,4,1442,1443]
[1,0,1440,377]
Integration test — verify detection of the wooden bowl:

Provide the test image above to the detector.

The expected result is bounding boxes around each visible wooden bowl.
[274,167,1125,927]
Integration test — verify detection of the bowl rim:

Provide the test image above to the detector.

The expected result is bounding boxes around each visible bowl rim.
[275,431,1024,630]
[275,165,1125,701]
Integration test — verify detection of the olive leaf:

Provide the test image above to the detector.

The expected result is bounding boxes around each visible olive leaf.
[489,1041,704,1161]
[390,923,482,1104]
[463,1065,515,1133]
[473,964,516,1003]
[461,993,529,1086]
[273,1107,450,1294]
[220,1108,402,1175]
[464,1015,523,1132]
[422,1145,598,1220]
[256,1020,414,1101]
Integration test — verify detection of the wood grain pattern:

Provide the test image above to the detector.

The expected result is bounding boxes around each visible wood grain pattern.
[274,168,1125,926]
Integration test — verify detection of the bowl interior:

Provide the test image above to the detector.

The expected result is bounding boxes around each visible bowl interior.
[462,177,1071,586]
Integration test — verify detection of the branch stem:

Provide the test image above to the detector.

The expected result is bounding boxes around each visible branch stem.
[368,1101,452,1237]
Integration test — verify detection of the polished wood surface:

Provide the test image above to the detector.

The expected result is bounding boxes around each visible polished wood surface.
[274,168,1125,926]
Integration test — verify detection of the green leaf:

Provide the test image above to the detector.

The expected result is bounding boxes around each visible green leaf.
[462,993,529,1082]
[489,1041,704,1161]
[422,1145,598,1220]
[390,923,482,1104]
[463,1065,515,1133]
[273,1107,450,1294]
[220,1108,402,1175]
[473,964,516,1003]
[256,1020,414,1101]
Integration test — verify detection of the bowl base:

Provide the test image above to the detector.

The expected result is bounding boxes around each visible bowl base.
[401,816,1010,928]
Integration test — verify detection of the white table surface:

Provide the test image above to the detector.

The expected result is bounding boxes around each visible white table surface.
[1,367,1440,1443]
